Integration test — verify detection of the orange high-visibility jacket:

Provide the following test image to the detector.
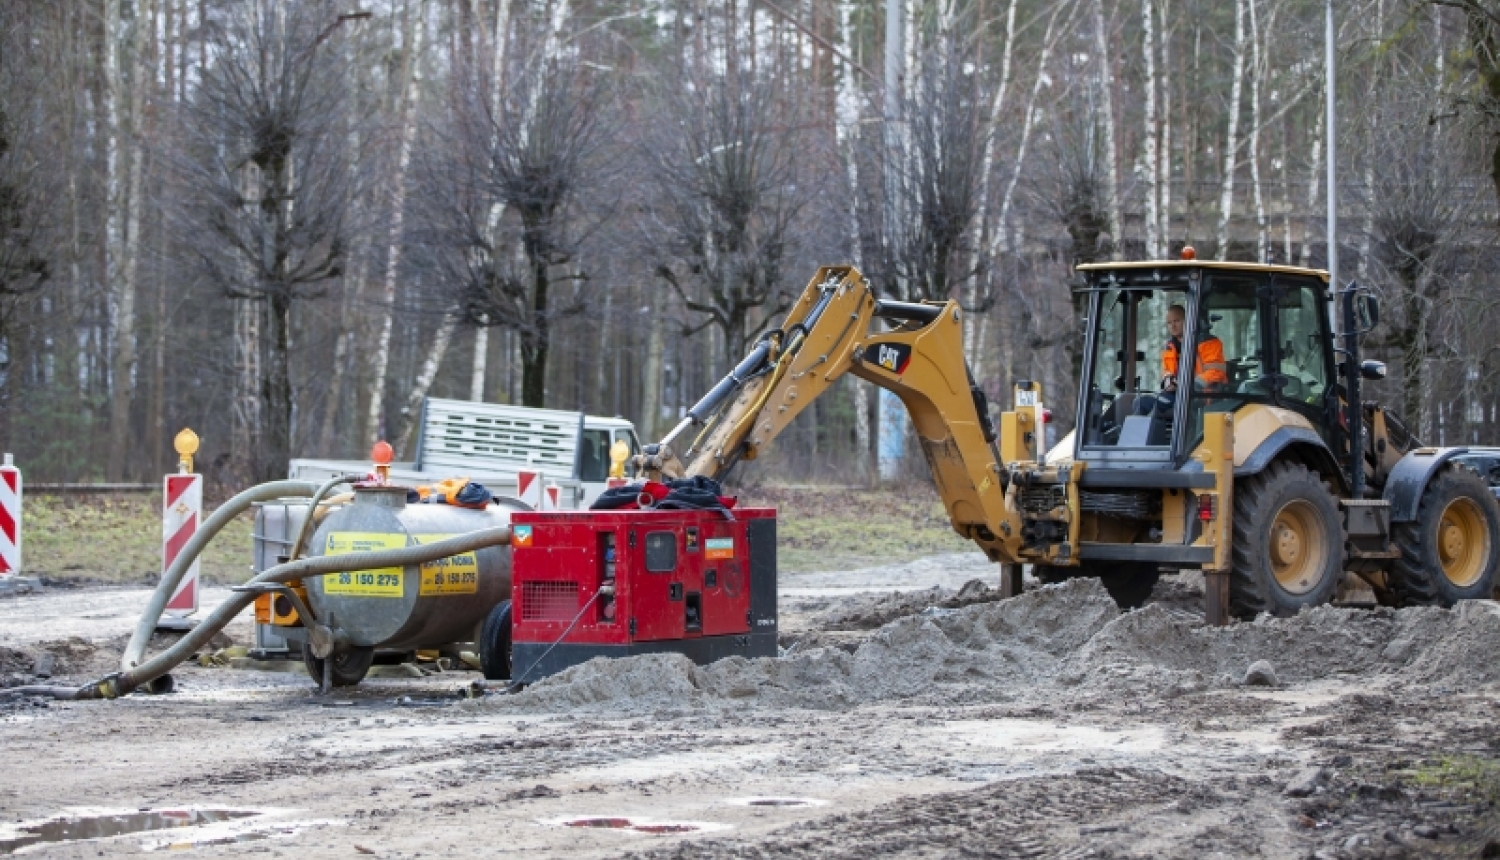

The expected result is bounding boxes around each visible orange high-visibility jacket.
[1163,336,1228,386]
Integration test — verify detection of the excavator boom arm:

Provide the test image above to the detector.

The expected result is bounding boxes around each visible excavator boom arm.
[635,266,1027,563]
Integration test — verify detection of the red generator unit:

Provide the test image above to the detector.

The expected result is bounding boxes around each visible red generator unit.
[508,508,777,681]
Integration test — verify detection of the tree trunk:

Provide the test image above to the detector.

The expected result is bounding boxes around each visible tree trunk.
[1142,0,1160,259]
[641,290,665,441]
[1248,0,1267,262]
[103,0,128,478]
[1093,0,1123,259]
[262,291,293,482]
[1157,0,1172,250]
[470,0,509,399]
[1214,0,1247,259]
[232,297,263,481]
[365,1,426,445]
[837,0,870,467]
[470,326,489,400]
[1300,103,1323,267]
[992,5,1066,259]
[520,259,549,407]
[152,0,170,475]
[393,312,458,459]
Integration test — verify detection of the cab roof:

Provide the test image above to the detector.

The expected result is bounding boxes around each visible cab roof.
[1075,260,1330,282]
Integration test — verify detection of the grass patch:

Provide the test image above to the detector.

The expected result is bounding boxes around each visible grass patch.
[740,482,975,573]
[15,482,974,584]
[1408,755,1500,804]
[18,494,253,585]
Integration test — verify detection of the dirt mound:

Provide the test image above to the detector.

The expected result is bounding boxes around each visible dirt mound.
[812,579,1002,631]
[0,637,116,685]
[1065,601,1469,690]
[514,653,704,710]
[497,579,1119,711]
[1397,600,1500,688]
[491,584,1500,713]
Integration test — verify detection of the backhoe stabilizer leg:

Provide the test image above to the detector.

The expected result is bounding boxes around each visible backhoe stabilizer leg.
[999,563,1024,599]
[1204,570,1231,626]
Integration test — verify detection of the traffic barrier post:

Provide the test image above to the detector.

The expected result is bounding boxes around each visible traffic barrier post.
[0,453,21,577]
[162,430,202,625]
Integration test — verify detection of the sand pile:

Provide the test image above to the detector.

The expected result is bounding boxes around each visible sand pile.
[1061,601,1473,690]
[812,579,1003,631]
[498,579,1118,711]
[491,582,1500,712]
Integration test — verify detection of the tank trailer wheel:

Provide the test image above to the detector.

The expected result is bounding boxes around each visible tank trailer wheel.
[479,599,513,681]
[301,644,375,687]
[1230,460,1344,618]
[1387,467,1500,606]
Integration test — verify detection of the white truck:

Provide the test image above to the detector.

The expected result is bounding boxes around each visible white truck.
[287,398,640,508]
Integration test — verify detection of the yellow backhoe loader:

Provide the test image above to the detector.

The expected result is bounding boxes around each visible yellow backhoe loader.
[635,260,1500,622]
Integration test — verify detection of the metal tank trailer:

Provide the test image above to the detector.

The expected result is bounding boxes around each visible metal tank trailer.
[254,484,525,687]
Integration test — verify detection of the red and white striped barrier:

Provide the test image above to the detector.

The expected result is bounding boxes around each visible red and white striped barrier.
[162,473,203,616]
[0,454,20,576]
[517,470,542,509]
[544,483,561,511]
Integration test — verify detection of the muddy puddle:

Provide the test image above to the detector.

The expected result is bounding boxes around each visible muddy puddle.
[0,807,326,854]
[545,815,731,836]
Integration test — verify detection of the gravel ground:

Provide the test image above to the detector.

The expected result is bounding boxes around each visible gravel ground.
[2,564,1499,859]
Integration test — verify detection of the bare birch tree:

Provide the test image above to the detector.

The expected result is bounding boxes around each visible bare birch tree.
[1215,0,1249,258]
[365,0,427,446]
[645,57,819,369]
[867,15,991,304]
[172,1,368,481]
[415,18,609,409]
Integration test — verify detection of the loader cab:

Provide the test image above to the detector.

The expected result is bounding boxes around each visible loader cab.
[1074,262,1336,468]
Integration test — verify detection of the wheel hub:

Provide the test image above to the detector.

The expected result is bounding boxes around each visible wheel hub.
[1436,497,1487,588]
[1272,524,1302,567]
[1269,499,1326,595]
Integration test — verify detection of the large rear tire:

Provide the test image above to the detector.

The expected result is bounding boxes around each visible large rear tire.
[302,644,375,687]
[1230,460,1344,618]
[1386,467,1500,606]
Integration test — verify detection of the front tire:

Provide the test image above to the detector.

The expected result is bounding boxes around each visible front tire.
[1230,460,1344,618]
[1386,467,1500,606]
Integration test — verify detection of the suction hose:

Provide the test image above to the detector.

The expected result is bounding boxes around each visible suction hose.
[28,526,515,701]
[120,479,344,673]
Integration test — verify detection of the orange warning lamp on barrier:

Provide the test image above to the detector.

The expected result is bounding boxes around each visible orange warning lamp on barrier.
[1181,246,1197,260]
[371,440,394,483]
[174,428,200,474]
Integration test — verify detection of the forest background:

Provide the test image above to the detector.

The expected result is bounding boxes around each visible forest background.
[2,0,1498,488]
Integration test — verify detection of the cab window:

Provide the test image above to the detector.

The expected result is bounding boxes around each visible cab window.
[578,429,611,482]
[1275,282,1330,407]
[1186,275,1266,446]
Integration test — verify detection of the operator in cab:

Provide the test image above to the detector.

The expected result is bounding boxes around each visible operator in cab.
[1137,304,1228,416]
